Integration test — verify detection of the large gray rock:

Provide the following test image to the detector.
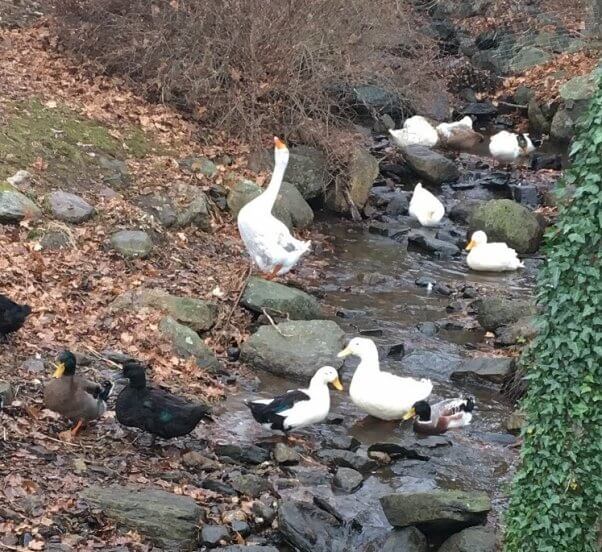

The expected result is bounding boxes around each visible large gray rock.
[451,357,514,385]
[495,316,538,346]
[437,526,497,552]
[509,47,551,72]
[175,195,212,231]
[138,196,178,228]
[468,199,544,254]
[476,296,536,331]
[159,316,219,370]
[110,230,153,258]
[382,527,428,552]
[528,100,551,134]
[402,146,460,184]
[0,183,42,224]
[560,73,598,102]
[242,277,320,320]
[249,145,330,200]
[241,320,345,379]
[325,147,379,215]
[80,485,201,549]
[112,289,217,331]
[380,490,491,536]
[550,107,575,143]
[48,191,95,223]
[277,182,314,228]
[408,230,460,258]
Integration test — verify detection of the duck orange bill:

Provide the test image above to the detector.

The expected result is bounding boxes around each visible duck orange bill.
[332,377,344,391]
[402,407,416,421]
[53,362,65,378]
[465,240,476,251]
[274,136,287,149]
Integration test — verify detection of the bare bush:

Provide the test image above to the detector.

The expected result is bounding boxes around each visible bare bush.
[53,0,441,146]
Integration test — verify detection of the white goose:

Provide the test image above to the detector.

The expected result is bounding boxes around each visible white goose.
[245,366,343,434]
[338,337,432,421]
[489,131,537,164]
[409,182,445,227]
[465,230,524,272]
[389,115,439,148]
[237,137,311,279]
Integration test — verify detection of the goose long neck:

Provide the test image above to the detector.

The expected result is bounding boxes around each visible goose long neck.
[259,158,287,210]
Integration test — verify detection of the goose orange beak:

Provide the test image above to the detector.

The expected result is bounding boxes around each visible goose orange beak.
[465,240,476,251]
[274,136,287,150]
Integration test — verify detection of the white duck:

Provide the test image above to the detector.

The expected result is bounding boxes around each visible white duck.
[436,116,474,140]
[237,137,311,279]
[389,115,439,148]
[465,230,524,271]
[245,366,343,434]
[337,337,432,421]
[489,131,537,164]
[409,183,445,227]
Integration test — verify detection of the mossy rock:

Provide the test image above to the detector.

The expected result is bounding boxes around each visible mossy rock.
[468,199,543,253]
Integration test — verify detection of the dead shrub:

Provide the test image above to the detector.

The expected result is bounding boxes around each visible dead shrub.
[52,0,442,148]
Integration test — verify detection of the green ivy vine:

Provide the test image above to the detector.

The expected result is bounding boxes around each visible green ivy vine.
[504,76,602,551]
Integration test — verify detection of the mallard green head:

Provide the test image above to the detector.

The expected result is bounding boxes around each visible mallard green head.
[403,400,431,421]
[54,350,77,378]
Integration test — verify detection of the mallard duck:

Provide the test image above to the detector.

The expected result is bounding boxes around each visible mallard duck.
[389,115,439,148]
[489,131,538,163]
[409,183,445,227]
[438,124,484,150]
[338,337,432,421]
[436,116,474,139]
[114,361,212,444]
[465,230,524,271]
[402,397,475,435]
[0,294,31,340]
[43,351,113,436]
[237,137,311,279]
[245,366,343,435]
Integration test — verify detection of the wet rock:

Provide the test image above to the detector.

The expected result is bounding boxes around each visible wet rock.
[80,485,201,549]
[230,474,272,498]
[510,184,539,208]
[495,316,538,346]
[380,490,491,536]
[325,147,379,215]
[273,443,300,465]
[0,183,42,224]
[451,357,514,385]
[241,320,345,379]
[0,381,15,406]
[367,440,440,461]
[400,349,461,379]
[408,231,460,258]
[316,449,377,473]
[385,192,409,215]
[476,296,536,331]
[332,467,363,493]
[415,276,436,288]
[417,322,438,336]
[201,524,230,548]
[277,499,351,552]
[436,228,465,249]
[368,221,410,239]
[468,199,544,254]
[449,200,482,224]
[40,230,72,250]
[158,316,219,370]
[110,230,153,258]
[215,444,270,465]
[438,526,497,552]
[179,156,217,177]
[113,289,217,331]
[382,527,428,552]
[506,409,526,433]
[48,191,95,223]
[322,435,361,451]
[434,283,453,296]
[242,277,320,320]
[249,145,329,200]
[402,146,460,184]
[509,47,550,72]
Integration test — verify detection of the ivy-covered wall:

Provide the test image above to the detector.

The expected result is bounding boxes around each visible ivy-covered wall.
[504,78,602,551]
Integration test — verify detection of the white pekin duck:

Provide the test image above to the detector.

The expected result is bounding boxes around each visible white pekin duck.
[389,115,439,148]
[465,230,524,271]
[337,337,432,421]
[245,366,343,434]
[237,137,311,279]
[489,131,538,164]
[409,183,445,226]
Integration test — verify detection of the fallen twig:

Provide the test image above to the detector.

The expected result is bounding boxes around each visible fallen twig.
[83,345,125,370]
[262,308,293,337]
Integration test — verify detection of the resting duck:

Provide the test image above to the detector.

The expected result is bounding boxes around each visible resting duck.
[114,361,212,445]
[338,337,432,421]
[436,116,473,138]
[465,230,524,272]
[389,115,439,148]
[0,294,31,341]
[403,397,475,435]
[437,117,484,150]
[44,350,113,437]
[237,137,311,279]
[409,183,445,227]
[489,131,538,164]
[245,366,342,435]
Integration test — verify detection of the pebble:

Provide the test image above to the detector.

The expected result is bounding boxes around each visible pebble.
[230,520,251,537]
[333,467,364,493]
[201,525,230,548]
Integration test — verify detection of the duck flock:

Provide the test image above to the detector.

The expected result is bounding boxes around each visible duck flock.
[0,120,534,446]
